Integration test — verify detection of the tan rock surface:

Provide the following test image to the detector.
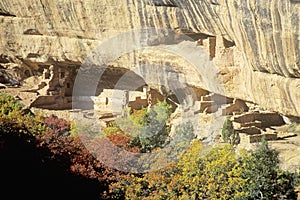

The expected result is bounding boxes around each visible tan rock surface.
[0,0,299,116]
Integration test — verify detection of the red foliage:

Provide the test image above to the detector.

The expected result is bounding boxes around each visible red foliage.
[38,130,132,199]
[107,133,141,153]
[38,121,144,199]
[107,133,130,149]
[2,112,141,199]
[44,114,70,134]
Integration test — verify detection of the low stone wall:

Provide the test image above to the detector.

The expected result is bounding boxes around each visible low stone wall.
[232,112,285,128]
[31,95,72,110]
[249,133,277,143]
[239,132,277,144]
[31,108,73,120]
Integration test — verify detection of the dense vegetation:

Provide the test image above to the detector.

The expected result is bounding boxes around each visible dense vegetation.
[110,139,299,199]
[105,100,173,152]
[0,94,126,199]
[0,94,299,199]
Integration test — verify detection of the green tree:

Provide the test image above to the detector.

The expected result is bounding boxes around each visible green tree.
[136,100,172,152]
[240,137,298,199]
[222,116,238,145]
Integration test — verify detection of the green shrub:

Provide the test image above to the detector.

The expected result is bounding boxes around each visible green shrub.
[0,94,23,116]
[240,138,298,199]
[131,100,172,152]
[0,94,46,136]
[109,100,173,153]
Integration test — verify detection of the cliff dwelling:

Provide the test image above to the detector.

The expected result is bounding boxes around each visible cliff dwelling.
[0,35,293,146]
[29,65,77,109]
[1,0,300,198]
[16,64,171,114]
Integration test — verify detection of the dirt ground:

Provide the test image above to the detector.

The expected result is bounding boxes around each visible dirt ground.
[268,134,300,172]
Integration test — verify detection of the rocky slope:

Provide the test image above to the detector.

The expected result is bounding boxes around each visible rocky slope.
[0,0,299,116]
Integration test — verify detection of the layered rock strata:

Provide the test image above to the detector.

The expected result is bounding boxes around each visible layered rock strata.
[0,0,299,116]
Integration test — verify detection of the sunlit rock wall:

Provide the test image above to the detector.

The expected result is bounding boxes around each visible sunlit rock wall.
[0,0,299,116]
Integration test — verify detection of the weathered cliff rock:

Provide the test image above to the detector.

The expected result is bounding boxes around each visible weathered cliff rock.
[0,0,299,116]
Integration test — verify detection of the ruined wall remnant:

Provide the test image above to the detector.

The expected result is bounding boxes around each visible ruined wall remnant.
[93,86,163,115]
[239,132,278,144]
[232,112,285,129]
[232,111,285,144]
[94,89,129,116]
[29,65,77,110]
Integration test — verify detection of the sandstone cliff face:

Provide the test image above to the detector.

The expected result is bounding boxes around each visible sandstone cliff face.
[0,0,299,116]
